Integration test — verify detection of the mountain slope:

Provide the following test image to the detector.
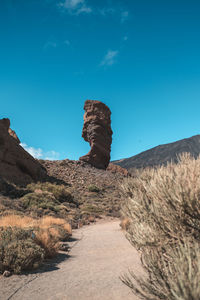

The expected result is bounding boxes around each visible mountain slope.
[113,135,200,170]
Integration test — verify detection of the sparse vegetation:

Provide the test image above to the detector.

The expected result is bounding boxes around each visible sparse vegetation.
[20,192,60,212]
[121,153,200,300]
[26,182,74,203]
[0,215,72,274]
[81,204,103,214]
[5,182,79,220]
[88,185,100,193]
[18,182,75,214]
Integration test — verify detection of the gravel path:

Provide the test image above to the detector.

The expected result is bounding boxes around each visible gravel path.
[0,220,144,300]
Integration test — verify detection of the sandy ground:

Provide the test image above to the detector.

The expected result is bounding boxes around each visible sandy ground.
[0,220,144,300]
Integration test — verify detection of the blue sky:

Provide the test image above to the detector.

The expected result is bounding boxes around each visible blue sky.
[1,0,200,161]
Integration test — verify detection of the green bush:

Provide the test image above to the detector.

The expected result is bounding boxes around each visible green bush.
[0,227,44,274]
[20,192,60,212]
[26,182,74,203]
[88,185,100,193]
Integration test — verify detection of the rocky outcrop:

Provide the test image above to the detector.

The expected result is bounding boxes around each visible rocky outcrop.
[79,100,113,169]
[0,118,46,185]
[107,163,130,177]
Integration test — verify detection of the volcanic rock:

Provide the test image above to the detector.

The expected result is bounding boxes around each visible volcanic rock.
[8,127,20,144]
[79,100,113,169]
[0,118,46,185]
[113,135,200,171]
[107,163,130,177]
[3,270,11,277]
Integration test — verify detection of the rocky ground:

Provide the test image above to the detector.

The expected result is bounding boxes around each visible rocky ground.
[40,159,126,223]
[0,159,127,228]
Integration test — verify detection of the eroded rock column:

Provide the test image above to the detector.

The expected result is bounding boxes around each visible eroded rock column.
[79,100,113,169]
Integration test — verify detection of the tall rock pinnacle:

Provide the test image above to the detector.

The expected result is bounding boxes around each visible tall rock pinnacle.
[79,100,113,169]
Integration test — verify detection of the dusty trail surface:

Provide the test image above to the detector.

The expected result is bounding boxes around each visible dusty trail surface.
[0,220,143,300]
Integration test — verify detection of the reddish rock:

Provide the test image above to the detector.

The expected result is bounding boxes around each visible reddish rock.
[79,100,113,169]
[0,118,46,185]
[107,163,130,177]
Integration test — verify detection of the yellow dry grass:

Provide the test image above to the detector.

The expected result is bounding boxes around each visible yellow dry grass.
[34,229,58,258]
[0,215,71,235]
[0,214,36,228]
[37,216,72,235]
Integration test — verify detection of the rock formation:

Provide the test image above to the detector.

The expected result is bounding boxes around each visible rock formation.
[79,100,113,169]
[0,118,46,185]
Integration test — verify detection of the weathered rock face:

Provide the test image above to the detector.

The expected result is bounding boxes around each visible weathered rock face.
[79,100,113,169]
[0,118,46,185]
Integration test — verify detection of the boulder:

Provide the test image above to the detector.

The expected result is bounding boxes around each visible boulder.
[0,118,46,185]
[107,163,130,177]
[79,100,113,169]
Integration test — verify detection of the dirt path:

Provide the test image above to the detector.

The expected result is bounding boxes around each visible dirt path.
[0,220,144,300]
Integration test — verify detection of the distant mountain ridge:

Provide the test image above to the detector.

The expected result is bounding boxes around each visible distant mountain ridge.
[113,135,200,170]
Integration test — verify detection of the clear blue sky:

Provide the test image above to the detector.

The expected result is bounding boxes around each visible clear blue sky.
[1,0,200,160]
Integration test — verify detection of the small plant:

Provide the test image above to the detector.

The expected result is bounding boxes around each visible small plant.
[88,185,100,193]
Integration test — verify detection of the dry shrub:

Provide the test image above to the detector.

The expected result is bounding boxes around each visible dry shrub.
[36,216,72,241]
[34,217,72,257]
[38,216,72,234]
[34,229,58,258]
[121,153,200,300]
